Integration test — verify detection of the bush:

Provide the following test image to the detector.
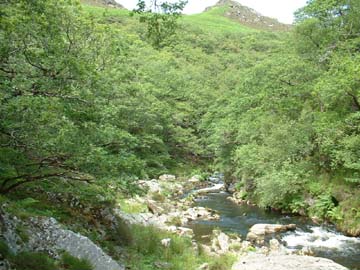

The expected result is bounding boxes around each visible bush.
[12,252,57,270]
[61,252,93,270]
[310,194,336,219]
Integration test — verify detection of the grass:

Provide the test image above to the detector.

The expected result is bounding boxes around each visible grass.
[181,6,256,34]
[127,225,236,270]
[117,198,148,214]
[61,252,93,270]
[9,251,57,270]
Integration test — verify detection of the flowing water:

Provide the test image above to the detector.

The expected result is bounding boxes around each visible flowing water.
[187,192,360,270]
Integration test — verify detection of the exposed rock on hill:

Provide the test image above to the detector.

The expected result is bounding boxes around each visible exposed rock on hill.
[81,0,124,8]
[206,0,291,31]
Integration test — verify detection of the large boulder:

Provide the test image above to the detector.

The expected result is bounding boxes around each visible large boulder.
[249,224,296,235]
[0,211,124,270]
[231,253,348,270]
[247,224,296,243]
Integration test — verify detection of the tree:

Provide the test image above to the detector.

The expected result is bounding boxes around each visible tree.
[132,0,187,48]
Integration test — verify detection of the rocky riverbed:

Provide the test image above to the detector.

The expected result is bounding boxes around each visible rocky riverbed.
[0,174,356,270]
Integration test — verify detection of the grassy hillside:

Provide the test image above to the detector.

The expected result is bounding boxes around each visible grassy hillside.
[182,6,255,34]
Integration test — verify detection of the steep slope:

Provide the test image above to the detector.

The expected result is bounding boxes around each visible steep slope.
[205,0,291,31]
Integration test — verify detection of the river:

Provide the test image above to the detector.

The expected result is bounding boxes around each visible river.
[187,192,360,270]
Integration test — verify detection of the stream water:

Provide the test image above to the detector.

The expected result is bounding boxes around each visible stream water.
[187,192,360,270]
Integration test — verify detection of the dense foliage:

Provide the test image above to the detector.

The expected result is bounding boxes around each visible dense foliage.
[0,0,359,234]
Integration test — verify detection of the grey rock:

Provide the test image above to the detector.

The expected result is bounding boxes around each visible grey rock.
[232,253,348,270]
[269,239,281,251]
[1,210,124,270]
[198,263,209,270]
[158,174,176,181]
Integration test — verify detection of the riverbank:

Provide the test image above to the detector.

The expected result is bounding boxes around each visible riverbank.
[226,180,360,238]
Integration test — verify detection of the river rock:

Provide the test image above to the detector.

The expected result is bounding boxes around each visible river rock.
[198,263,210,270]
[138,179,162,193]
[269,239,281,251]
[188,175,201,183]
[160,238,171,248]
[249,224,296,235]
[231,253,348,270]
[211,230,230,253]
[166,226,194,237]
[147,200,165,214]
[193,183,224,195]
[159,174,176,181]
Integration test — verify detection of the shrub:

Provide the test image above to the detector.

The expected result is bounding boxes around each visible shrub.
[61,253,93,270]
[310,194,336,219]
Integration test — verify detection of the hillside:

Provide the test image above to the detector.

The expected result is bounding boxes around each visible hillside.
[205,0,291,31]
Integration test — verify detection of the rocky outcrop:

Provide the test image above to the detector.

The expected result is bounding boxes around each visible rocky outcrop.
[0,210,124,270]
[231,253,348,270]
[81,0,124,8]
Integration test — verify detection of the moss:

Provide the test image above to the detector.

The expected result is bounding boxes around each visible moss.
[61,252,93,270]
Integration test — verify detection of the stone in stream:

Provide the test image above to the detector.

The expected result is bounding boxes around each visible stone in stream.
[249,223,297,235]
[246,223,296,244]
[231,253,348,270]
[192,183,224,195]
